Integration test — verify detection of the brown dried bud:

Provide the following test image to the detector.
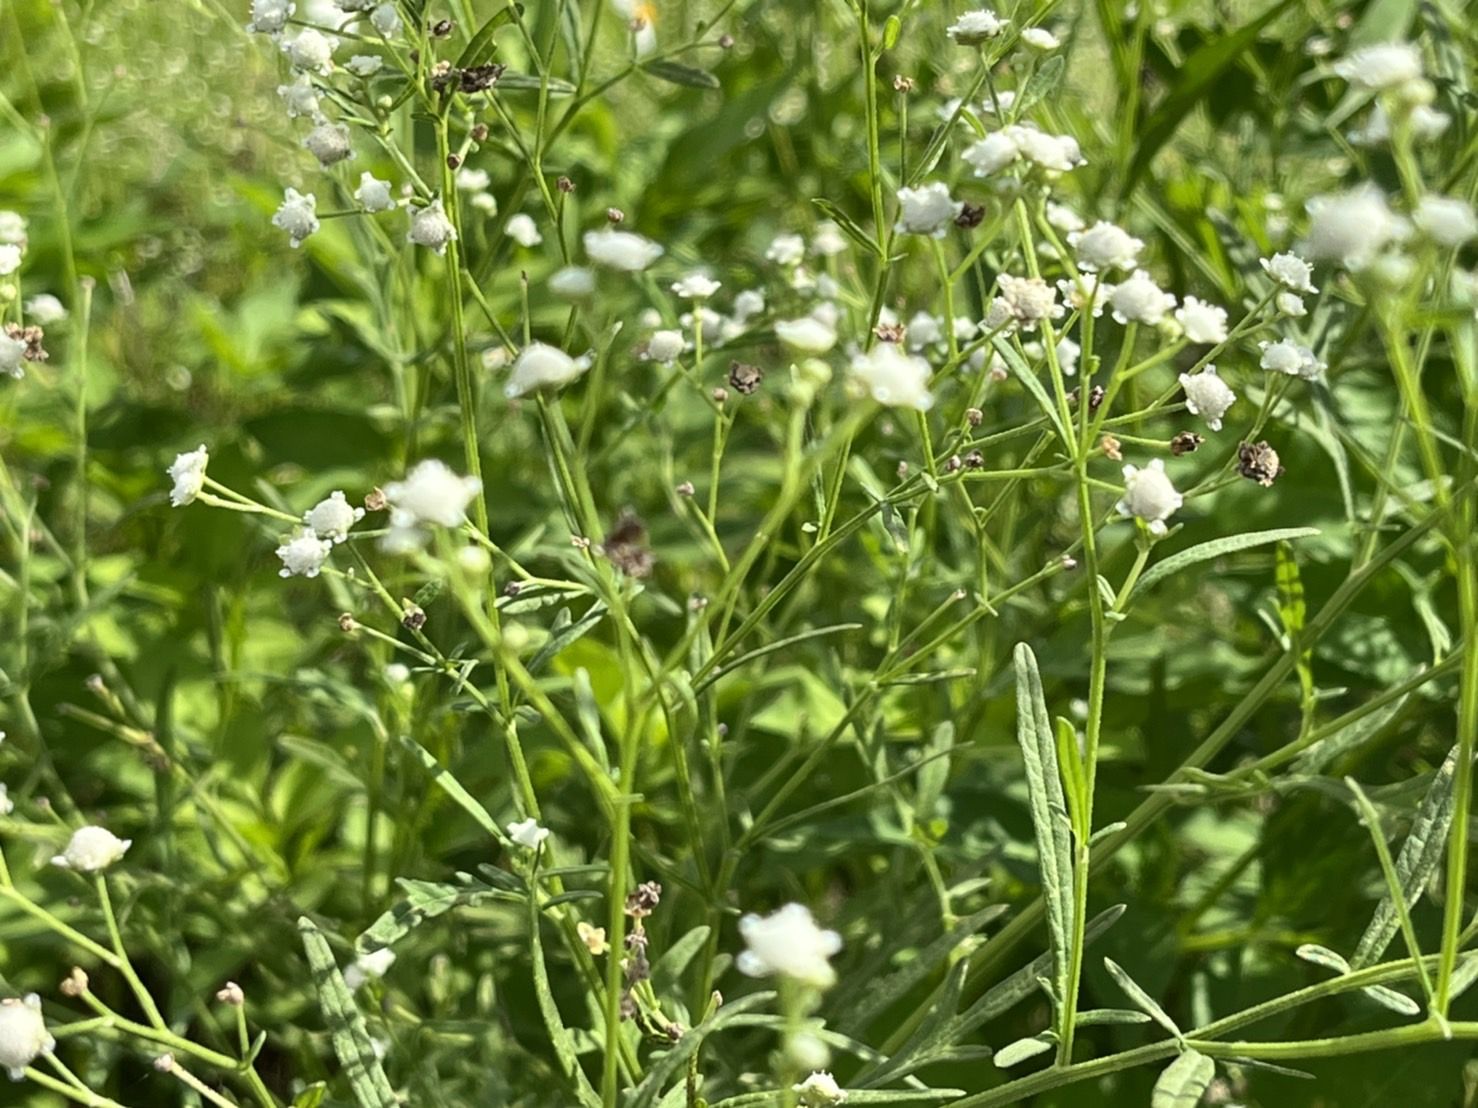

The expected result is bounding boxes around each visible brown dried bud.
[1170,431,1204,456]
[606,207,625,223]
[728,361,763,395]
[963,450,985,469]
[893,75,915,93]
[1100,434,1122,461]
[430,18,453,37]
[216,981,245,1006]
[402,605,427,631]
[966,407,984,428]
[711,387,729,405]
[874,322,905,344]
[625,881,662,918]
[603,509,655,579]
[445,153,461,170]
[945,454,964,473]
[1068,386,1105,411]
[470,122,490,143]
[460,62,505,92]
[61,967,89,997]
[955,202,986,229]
[364,488,388,512]
[1237,440,1284,487]
[337,613,358,633]
[556,176,575,194]
[5,323,47,363]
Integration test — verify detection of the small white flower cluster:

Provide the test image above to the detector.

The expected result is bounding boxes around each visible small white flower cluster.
[737,902,842,988]
[947,9,1009,45]
[0,211,27,288]
[382,459,482,553]
[894,183,963,237]
[51,825,131,872]
[850,344,935,411]
[0,995,54,1080]
[507,817,550,850]
[505,342,593,399]
[1117,459,1182,536]
[963,125,1086,178]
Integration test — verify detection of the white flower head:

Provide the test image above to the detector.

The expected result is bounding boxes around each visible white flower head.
[850,345,934,411]
[0,334,26,380]
[1303,185,1407,270]
[811,221,849,257]
[0,244,22,277]
[775,316,838,355]
[247,0,294,33]
[508,817,550,849]
[355,172,395,213]
[505,342,592,398]
[1117,459,1182,535]
[346,54,382,77]
[1276,291,1307,317]
[947,9,1009,45]
[549,266,596,299]
[963,132,1020,177]
[1174,297,1228,344]
[370,3,401,35]
[1108,270,1176,325]
[304,120,353,166]
[285,28,338,74]
[1045,202,1085,233]
[737,903,842,988]
[1332,42,1422,91]
[304,491,365,543]
[167,445,209,507]
[0,995,54,1080]
[672,272,722,298]
[906,311,944,350]
[1005,125,1085,172]
[1414,196,1478,248]
[766,233,806,266]
[584,228,663,271]
[732,288,766,324]
[455,167,490,191]
[1056,276,1108,318]
[794,1071,847,1107]
[1055,335,1081,376]
[1260,252,1317,293]
[52,826,131,872]
[894,183,962,237]
[407,199,457,254]
[646,329,685,364]
[1020,27,1059,50]
[505,213,543,248]
[0,211,26,247]
[1259,338,1324,379]
[277,76,320,119]
[276,531,332,578]
[343,948,396,990]
[273,188,319,248]
[996,274,1063,331]
[1069,221,1143,273]
[384,459,481,527]
[1178,366,1237,431]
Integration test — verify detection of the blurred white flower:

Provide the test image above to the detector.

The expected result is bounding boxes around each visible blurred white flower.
[1413,196,1477,247]
[549,266,596,299]
[850,345,934,411]
[285,28,338,74]
[611,0,658,56]
[167,445,209,507]
[0,211,26,246]
[355,172,395,213]
[506,213,543,248]
[1303,185,1406,270]
[1055,335,1081,376]
[272,187,319,248]
[1045,202,1085,233]
[1332,42,1422,91]
[407,199,457,254]
[997,274,1063,330]
[1108,270,1175,325]
[1179,366,1237,431]
[737,903,842,988]
[766,234,806,266]
[385,459,481,527]
[277,76,320,119]
[344,948,395,990]
[0,334,27,380]
[508,817,550,849]
[276,532,332,578]
[247,0,294,33]
[305,491,364,542]
[1175,297,1228,344]
[0,244,22,277]
[584,228,663,271]
[52,826,131,872]
[1277,291,1307,317]
[794,1071,847,1106]
[347,54,383,76]
[505,342,591,398]
[1349,102,1449,146]
[304,120,352,166]
[1259,338,1324,379]
[732,289,766,324]
[1260,252,1317,293]
[963,132,1019,176]
[906,311,943,350]
[646,329,685,364]
[775,315,837,354]
[1005,125,1084,171]
[455,167,490,191]
[1117,459,1181,535]
[370,3,400,35]
[1070,221,1143,273]
[1021,27,1059,50]
[672,273,721,298]
[1056,276,1108,318]
[947,9,1008,44]
[0,995,53,1081]
[811,221,849,257]
[894,183,962,237]
[470,188,497,210]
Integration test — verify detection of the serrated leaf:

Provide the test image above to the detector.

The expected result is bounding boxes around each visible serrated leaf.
[642,60,721,89]
[1152,1049,1215,1108]
[298,918,398,1108]
[1135,527,1320,595]
[1104,957,1180,1037]
[1294,944,1351,975]
[993,1034,1054,1069]
[1361,984,1421,1015]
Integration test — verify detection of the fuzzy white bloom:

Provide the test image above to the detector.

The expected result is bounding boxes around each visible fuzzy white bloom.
[272,188,320,248]
[646,329,685,364]
[1070,221,1143,273]
[0,995,53,1080]
[1005,125,1085,172]
[469,189,497,212]
[337,0,378,12]
[0,334,27,380]
[52,826,131,872]
[385,460,481,527]
[508,817,550,849]
[549,266,596,299]
[672,273,722,298]
[1413,196,1478,247]
[354,172,395,213]
[737,903,842,988]
[276,532,332,578]
[454,169,490,194]
[732,289,766,324]
[1021,27,1059,50]
[611,0,657,55]
[1303,185,1406,270]
[906,311,944,350]
[1108,270,1176,325]
[285,28,338,74]
[1056,276,1108,318]
[167,445,209,507]
[584,228,663,271]
[1178,366,1237,431]
[304,491,364,542]
[811,221,849,257]
[1350,101,1449,146]
[794,1071,847,1106]
[775,316,838,354]
[850,345,934,411]
[0,244,22,277]
[1332,42,1422,91]
[962,132,1020,176]
[370,3,400,35]
[506,213,543,248]
[1045,202,1085,233]
[346,54,383,77]
[304,120,352,166]
[247,0,294,33]
[947,9,1008,44]
[1259,338,1324,379]
[277,76,320,119]
[343,948,395,990]
[894,183,962,237]
[505,342,591,398]
[0,211,26,246]
[766,234,806,266]
[996,274,1063,330]
[407,199,457,254]
[1276,291,1307,317]
[1055,335,1081,376]
[1117,459,1182,535]
[0,785,10,817]
[1174,297,1228,344]
[1260,252,1317,293]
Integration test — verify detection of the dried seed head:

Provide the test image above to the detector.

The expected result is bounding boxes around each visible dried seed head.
[460,63,505,92]
[1237,440,1284,487]
[402,605,427,631]
[1060,553,1079,570]
[61,967,89,997]
[712,386,729,405]
[688,593,708,612]
[966,407,984,427]
[625,881,662,918]
[874,322,905,344]
[503,580,523,597]
[606,207,626,223]
[945,454,964,473]
[963,450,985,469]
[445,153,461,170]
[603,509,655,579]
[1100,434,1122,461]
[471,123,490,143]
[556,176,575,194]
[337,613,358,632]
[430,18,453,37]
[728,361,763,395]
[364,487,388,512]
[893,75,916,93]
[1170,431,1204,456]
[5,323,47,362]
[955,202,986,229]
[676,481,695,497]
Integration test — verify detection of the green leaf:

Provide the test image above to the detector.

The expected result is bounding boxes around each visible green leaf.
[292,1084,327,1108]
[1076,1008,1152,1026]
[1125,0,1299,191]
[1152,1049,1215,1108]
[1015,55,1065,116]
[527,893,602,1107]
[1294,943,1351,976]
[496,72,577,95]
[626,992,774,1108]
[298,918,398,1108]
[810,197,883,257]
[993,339,1070,447]
[993,1034,1054,1069]
[881,14,902,50]
[1360,984,1421,1016]
[528,602,608,674]
[399,735,509,845]
[1134,527,1320,595]
[356,876,519,954]
[455,5,520,71]
[1104,957,1180,1038]
[642,60,721,89]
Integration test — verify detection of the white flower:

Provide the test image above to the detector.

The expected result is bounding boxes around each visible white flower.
[1045,202,1085,233]
[646,329,685,364]
[1303,185,1406,270]
[738,903,842,988]
[1259,338,1324,379]
[0,211,26,246]
[811,221,849,257]
[894,183,962,237]
[51,826,131,872]
[775,316,837,354]
[1108,270,1175,325]
[962,132,1020,176]
[766,234,806,266]
[1117,459,1182,535]
[1260,252,1317,293]
[272,188,320,248]
[304,491,364,542]
[906,311,944,350]
[732,289,766,324]
[277,76,320,119]
[1021,27,1059,50]
[505,342,591,398]
[167,445,209,507]
[247,0,294,33]
[1174,297,1228,344]
[285,28,338,74]
[549,266,596,299]
[0,244,22,277]
[455,167,490,191]
[370,2,400,35]
[850,345,934,411]
[304,120,352,166]
[1055,335,1081,376]
[1413,196,1477,247]
[947,9,1008,44]
[1178,366,1237,431]
[611,0,657,55]
[506,213,543,248]
[794,1071,847,1106]
[0,785,11,817]
[384,459,481,527]
[1070,221,1143,273]
[996,274,1063,330]
[1005,125,1085,172]
[343,948,396,990]
[672,272,722,298]
[584,228,663,271]
[276,531,332,578]
[1332,42,1422,91]
[355,172,395,213]
[1277,291,1307,317]
[508,817,550,849]
[1056,276,1108,318]
[347,54,383,76]
[407,199,457,254]
[469,191,497,211]
[1349,101,1450,146]
[0,334,27,380]
[0,995,53,1080]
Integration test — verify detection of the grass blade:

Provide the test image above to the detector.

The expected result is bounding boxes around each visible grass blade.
[298,918,398,1108]
[1135,527,1320,595]
[1152,1049,1215,1108]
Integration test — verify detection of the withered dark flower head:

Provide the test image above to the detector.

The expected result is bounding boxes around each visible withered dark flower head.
[1238,440,1284,487]
[5,323,47,362]
[625,881,662,918]
[460,63,506,92]
[874,322,905,344]
[728,360,763,395]
[1170,431,1204,456]
[955,202,986,229]
[603,509,655,579]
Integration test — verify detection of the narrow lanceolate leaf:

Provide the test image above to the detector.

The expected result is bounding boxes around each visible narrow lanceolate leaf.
[1075,1008,1152,1026]
[399,736,509,845]
[642,59,721,89]
[992,1034,1054,1069]
[298,919,398,1108]
[1015,54,1065,116]
[1294,944,1351,976]
[1135,527,1320,595]
[1344,777,1432,999]
[994,341,1070,446]
[1152,1049,1215,1108]
[1361,984,1421,1016]
[527,895,602,1107]
[1351,743,1459,968]
[356,877,518,954]
[455,4,520,70]
[1103,958,1180,1038]
[1013,644,1076,1009]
